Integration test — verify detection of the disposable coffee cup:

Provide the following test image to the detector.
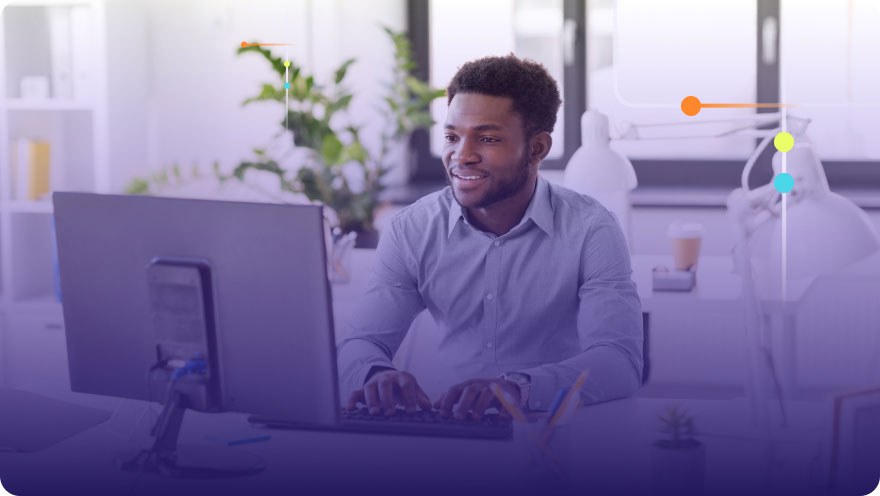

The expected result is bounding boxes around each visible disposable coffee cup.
[667,221,703,271]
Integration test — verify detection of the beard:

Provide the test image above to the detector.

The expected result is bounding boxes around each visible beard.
[448,151,531,210]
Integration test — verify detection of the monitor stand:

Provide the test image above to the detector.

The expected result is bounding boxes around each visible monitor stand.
[119,390,265,478]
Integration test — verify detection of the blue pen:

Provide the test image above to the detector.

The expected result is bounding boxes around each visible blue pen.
[546,387,569,424]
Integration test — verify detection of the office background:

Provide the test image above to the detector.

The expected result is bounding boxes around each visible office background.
[1,2,879,493]
[1,0,879,401]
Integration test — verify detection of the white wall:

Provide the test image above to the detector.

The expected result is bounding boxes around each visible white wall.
[107,0,405,191]
[105,0,150,192]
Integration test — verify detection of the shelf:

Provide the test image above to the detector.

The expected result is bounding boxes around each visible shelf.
[9,294,63,317]
[9,201,53,214]
[3,99,94,112]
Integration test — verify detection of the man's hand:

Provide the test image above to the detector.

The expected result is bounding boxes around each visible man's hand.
[435,378,521,420]
[346,369,432,416]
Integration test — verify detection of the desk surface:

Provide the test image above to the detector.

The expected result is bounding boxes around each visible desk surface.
[1,250,859,494]
[0,388,830,495]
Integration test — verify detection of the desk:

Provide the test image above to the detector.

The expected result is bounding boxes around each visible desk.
[0,248,839,495]
[0,390,830,495]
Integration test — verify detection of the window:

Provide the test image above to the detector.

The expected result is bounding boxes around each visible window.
[409,0,880,190]
[589,0,757,160]
[781,0,880,161]
[408,0,585,182]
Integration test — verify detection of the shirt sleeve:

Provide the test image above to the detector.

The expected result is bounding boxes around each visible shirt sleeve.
[336,216,427,397]
[519,208,644,410]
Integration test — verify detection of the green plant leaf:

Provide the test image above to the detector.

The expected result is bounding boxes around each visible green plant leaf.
[320,133,344,165]
[341,141,368,164]
[285,110,335,150]
[232,158,285,182]
[237,44,286,78]
[325,93,354,118]
[243,83,284,106]
[334,58,356,84]
[125,178,150,195]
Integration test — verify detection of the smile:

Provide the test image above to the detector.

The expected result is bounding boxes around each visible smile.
[451,172,488,181]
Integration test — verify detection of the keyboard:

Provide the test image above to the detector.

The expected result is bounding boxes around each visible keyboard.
[248,408,513,440]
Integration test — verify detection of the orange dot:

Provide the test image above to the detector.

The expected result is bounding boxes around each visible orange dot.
[240,41,248,48]
[681,96,702,116]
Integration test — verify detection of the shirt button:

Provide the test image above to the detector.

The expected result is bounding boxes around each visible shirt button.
[486,342,494,349]
[493,240,502,247]
[486,293,495,301]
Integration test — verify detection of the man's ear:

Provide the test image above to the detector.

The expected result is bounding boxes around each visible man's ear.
[528,131,553,166]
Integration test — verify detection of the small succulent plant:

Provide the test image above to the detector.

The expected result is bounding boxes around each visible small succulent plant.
[655,406,700,450]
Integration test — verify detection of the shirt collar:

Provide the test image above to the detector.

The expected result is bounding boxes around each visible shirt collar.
[447,176,555,238]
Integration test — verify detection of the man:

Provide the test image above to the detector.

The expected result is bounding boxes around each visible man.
[338,54,643,420]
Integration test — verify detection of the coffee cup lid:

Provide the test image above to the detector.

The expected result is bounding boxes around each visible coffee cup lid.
[667,221,703,238]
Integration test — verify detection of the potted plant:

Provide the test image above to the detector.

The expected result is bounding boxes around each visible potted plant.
[232,26,444,247]
[651,406,706,495]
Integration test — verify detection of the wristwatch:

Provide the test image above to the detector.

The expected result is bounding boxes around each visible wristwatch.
[500,372,531,408]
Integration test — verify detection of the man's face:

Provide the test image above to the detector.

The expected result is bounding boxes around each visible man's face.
[442,93,535,210]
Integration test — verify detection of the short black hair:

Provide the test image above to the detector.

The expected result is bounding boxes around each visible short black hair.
[447,54,562,136]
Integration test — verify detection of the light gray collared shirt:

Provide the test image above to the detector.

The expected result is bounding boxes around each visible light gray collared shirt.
[337,176,643,410]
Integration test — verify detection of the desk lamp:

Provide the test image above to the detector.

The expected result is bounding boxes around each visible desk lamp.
[563,111,638,240]
[607,110,880,417]
[727,117,880,299]
[726,116,880,428]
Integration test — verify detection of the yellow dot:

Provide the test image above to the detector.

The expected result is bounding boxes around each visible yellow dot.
[774,131,794,152]
[284,60,291,68]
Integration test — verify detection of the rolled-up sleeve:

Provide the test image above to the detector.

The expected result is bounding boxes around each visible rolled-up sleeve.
[520,209,644,410]
[336,217,426,397]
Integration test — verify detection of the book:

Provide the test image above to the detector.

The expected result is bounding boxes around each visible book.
[11,139,52,201]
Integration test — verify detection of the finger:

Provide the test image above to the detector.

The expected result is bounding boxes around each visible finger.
[397,375,418,414]
[471,387,497,420]
[416,386,432,412]
[440,384,464,417]
[433,393,445,411]
[346,389,365,410]
[378,375,397,416]
[454,384,482,420]
[364,382,381,416]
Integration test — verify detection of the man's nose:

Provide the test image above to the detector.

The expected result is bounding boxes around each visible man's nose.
[452,139,479,164]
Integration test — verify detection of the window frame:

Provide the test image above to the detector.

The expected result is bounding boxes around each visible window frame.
[406,0,880,193]
[406,0,586,183]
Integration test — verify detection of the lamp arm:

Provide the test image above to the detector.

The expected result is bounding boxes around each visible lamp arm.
[615,113,784,141]
[741,134,775,193]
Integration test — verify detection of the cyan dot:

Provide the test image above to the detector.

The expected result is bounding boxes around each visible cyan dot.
[774,172,795,194]
[284,82,291,90]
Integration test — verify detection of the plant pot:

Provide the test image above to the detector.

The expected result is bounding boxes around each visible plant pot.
[354,228,379,249]
[651,440,706,495]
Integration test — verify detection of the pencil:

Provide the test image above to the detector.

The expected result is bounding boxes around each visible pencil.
[490,383,527,422]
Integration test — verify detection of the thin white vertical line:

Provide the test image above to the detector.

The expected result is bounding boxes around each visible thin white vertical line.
[285,47,289,132]
[780,51,788,302]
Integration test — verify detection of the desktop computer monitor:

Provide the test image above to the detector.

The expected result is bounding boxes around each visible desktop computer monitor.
[52,192,341,474]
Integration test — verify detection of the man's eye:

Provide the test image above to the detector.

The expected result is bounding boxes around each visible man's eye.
[481,137,499,143]
[444,135,457,143]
